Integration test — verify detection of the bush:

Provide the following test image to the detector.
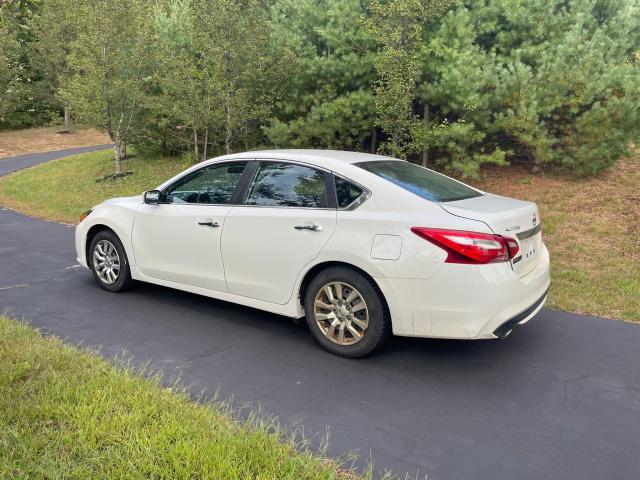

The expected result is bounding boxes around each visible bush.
[418,0,640,175]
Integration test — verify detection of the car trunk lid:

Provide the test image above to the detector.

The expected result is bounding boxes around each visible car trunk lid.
[439,193,542,276]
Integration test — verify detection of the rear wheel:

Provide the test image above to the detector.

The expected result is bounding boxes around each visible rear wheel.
[304,266,390,358]
[89,230,133,292]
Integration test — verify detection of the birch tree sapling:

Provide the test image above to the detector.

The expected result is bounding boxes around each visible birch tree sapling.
[60,0,154,177]
[365,0,449,158]
[154,0,275,159]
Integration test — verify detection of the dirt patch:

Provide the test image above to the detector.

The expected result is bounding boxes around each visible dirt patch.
[0,126,110,159]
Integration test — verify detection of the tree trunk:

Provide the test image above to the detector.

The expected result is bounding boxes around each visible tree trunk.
[421,104,429,167]
[63,106,71,132]
[224,104,232,155]
[104,124,121,176]
[202,128,208,162]
[370,127,377,153]
[193,127,199,162]
[113,142,122,175]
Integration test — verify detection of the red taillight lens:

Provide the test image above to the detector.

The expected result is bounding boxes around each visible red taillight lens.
[504,237,520,259]
[411,227,519,264]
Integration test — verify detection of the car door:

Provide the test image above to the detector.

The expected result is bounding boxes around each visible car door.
[221,161,337,304]
[132,161,250,291]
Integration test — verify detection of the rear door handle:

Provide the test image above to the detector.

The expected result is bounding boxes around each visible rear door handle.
[294,223,323,232]
[198,220,220,228]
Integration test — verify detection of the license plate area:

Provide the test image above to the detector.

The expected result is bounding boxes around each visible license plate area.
[513,226,542,275]
[518,237,539,265]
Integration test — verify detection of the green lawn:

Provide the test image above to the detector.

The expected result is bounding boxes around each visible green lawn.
[0,316,361,479]
[0,150,188,223]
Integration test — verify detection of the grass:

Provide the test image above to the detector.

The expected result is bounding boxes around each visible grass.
[0,315,363,479]
[0,126,109,159]
[0,147,638,322]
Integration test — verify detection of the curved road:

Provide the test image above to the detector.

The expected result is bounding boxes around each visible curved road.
[1,147,639,479]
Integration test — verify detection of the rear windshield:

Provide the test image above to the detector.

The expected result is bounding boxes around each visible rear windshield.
[356,160,481,202]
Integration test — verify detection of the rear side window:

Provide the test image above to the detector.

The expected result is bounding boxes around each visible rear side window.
[356,160,481,202]
[246,162,328,208]
[334,176,365,208]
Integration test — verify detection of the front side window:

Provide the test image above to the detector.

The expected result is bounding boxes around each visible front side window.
[356,160,481,202]
[163,162,248,204]
[246,162,328,208]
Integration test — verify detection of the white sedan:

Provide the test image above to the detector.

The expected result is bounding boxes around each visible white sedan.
[75,150,550,357]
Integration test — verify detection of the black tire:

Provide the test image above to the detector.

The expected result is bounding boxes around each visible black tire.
[304,266,390,358]
[88,229,133,292]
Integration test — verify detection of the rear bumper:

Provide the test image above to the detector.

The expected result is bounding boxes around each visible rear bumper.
[376,242,551,339]
[493,288,548,339]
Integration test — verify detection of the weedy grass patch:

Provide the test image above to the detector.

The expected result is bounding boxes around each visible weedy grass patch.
[0,315,366,479]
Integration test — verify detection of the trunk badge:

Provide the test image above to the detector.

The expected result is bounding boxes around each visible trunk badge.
[532,213,537,226]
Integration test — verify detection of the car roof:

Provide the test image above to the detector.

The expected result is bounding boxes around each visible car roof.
[211,149,400,167]
[158,149,402,192]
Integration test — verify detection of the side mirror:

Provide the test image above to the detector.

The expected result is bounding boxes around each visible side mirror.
[144,190,161,205]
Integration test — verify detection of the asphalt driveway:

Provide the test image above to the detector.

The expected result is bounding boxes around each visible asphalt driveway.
[1,148,639,479]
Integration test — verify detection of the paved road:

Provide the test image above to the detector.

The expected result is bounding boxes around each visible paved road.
[1,149,639,479]
[0,144,111,176]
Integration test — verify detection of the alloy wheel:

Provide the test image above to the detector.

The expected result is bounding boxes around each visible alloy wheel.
[314,281,369,345]
[92,239,121,285]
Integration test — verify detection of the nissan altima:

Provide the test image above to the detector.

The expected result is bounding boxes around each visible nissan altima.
[75,150,550,357]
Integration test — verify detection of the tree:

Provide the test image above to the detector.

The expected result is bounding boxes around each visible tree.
[0,23,26,127]
[265,0,377,151]
[411,4,507,176]
[422,0,640,175]
[365,0,452,159]
[0,0,59,130]
[207,0,276,154]
[32,0,77,132]
[59,0,155,175]
[152,0,222,161]
[152,0,280,160]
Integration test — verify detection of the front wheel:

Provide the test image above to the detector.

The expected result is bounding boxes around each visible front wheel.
[304,266,390,358]
[89,230,133,292]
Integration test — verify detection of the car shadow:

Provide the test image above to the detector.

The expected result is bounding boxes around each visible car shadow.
[120,277,546,370]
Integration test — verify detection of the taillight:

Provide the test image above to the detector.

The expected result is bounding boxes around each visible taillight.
[504,237,520,259]
[411,227,519,264]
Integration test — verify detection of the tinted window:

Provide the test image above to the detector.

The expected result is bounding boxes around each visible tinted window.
[164,162,248,204]
[246,162,328,208]
[335,176,364,208]
[356,160,481,202]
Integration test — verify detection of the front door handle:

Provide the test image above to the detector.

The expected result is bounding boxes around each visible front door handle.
[198,220,220,228]
[294,223,323,232]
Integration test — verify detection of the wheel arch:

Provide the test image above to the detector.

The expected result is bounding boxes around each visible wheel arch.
[85,224,119,268]
[298,261,391,320]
